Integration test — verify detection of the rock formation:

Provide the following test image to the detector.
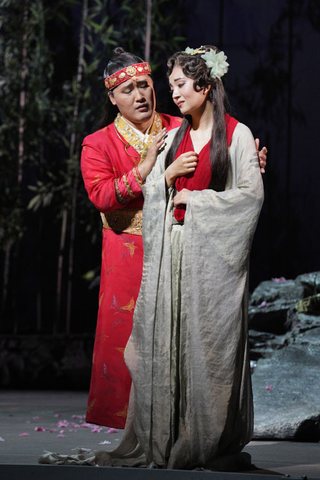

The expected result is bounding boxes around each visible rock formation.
[249,272,320,441]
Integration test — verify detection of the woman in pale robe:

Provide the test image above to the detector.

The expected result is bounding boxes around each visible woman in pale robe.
[40,46,264,471]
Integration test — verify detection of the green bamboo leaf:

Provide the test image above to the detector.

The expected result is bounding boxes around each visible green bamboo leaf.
[27,194,41,211]
[43,192,53,207]
[83,86,91,99]
[87,19,102,31]
[60,135,70,149]
[85,43,93,53]
[82,269,95,281]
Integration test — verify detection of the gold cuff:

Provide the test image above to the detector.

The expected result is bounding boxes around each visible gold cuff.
[133,167,143,188]
[123,173,136,198]
[115,178,127,205]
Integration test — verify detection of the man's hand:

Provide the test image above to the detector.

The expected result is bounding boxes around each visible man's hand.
[255,138,267,174]
[138,128,167,181]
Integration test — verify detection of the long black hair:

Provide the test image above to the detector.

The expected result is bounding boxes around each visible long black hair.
[97,47,146,129]
[165,46,231,191]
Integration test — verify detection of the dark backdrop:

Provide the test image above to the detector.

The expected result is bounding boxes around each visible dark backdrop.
[1,0,320,338]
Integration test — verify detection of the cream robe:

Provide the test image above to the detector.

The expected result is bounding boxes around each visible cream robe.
[124,122,264,469]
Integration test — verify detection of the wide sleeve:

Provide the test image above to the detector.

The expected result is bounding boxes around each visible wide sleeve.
[141,128,179,195]
[185,122,264,275]
[81,141,143,213]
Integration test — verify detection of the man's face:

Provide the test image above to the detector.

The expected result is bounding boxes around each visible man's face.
[109,75,155,130]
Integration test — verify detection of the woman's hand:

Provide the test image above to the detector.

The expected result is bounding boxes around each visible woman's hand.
[165,151,198,187]
[173,188,190,207]
[255,138,268,174]
[138,128,167,181]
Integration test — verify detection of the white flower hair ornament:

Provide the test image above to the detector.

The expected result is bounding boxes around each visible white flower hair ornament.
[183,46,229,80]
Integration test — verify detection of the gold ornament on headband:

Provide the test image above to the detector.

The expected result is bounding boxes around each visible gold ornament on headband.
[183,46,229,80]
[104,62,152,91]
[184,46,206,55]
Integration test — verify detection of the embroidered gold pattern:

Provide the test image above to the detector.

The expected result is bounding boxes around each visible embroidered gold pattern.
[97,333,109,344]
[121,297,135,313]
[87,399,96,413]
[100,209,142,236]
[115,403,128,418]
[91,174,100,184]
[114,178,127,205]
[115,347,125,355]
[114,112,163,159]
[122,173,136,198]
[133,167,143,188]
[99,292,104,306]
[126,66,137,76]
[104,62,151,90]
[124,242,137,257]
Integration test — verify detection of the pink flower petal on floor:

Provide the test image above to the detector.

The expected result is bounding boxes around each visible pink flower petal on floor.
[54,413,61,418]
[70,423,81,428]
[81,422,95,428]
[34,427,46,432]
[50,429,57,433]
[59,430,65,434]
[91,427,102,433]
[57,434,66,438]
[19,433,30,437]
[107,428,119,434]
[265,385,272,390]
[99,440,111,445]
[33,416,41,420]
[26,420,31,424]
[72,415,83,419]
[0,437,5,442]
[56,420,69,428]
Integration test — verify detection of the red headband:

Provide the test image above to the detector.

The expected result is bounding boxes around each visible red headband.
[104,62,152,91]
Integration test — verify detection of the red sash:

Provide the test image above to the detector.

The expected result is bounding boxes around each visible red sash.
[174,114,238,221]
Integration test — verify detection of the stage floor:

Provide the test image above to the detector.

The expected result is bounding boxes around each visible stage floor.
[0,390,319,478]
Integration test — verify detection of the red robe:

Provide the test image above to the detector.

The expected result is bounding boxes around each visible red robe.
[81,113,181,428]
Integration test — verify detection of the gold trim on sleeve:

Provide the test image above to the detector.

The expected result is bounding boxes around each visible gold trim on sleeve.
[114,178,127,205]
[123,173,136,198]
[133,167,143,188]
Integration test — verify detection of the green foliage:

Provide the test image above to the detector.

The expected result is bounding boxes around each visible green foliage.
[0,0,187,332]
[118,0,185,71]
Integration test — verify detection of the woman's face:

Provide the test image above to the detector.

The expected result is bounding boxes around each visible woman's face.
[169,66,209,116]
[109,74,155,130]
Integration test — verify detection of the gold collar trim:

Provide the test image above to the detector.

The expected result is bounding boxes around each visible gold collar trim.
[114,112,163,161]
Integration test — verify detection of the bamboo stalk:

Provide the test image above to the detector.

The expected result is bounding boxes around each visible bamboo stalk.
[66,0,88,334]
[2,239,13,319]
[17,0,29,185]
[55,208,68,334]
[145,0,152,63]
